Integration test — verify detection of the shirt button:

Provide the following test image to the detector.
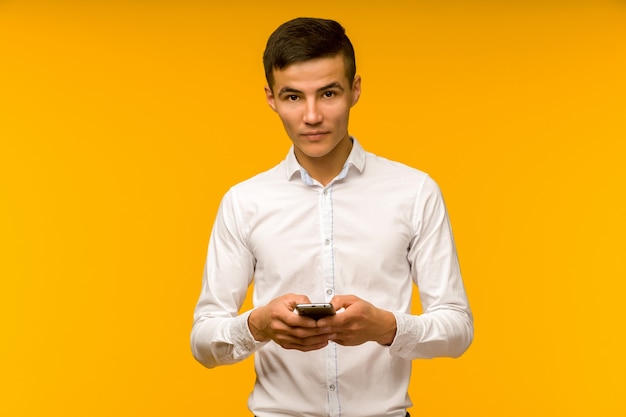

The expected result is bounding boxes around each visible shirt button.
[326,289,333,296]
[329,384,336,391]
[324,239,330,245]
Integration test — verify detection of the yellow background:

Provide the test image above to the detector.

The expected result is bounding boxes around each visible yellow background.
[1,1,625,416]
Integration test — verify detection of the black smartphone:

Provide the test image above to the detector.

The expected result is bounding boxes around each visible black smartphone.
[295,303,336,320]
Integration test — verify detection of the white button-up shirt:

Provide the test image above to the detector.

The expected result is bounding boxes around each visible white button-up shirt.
[191,139,473,417]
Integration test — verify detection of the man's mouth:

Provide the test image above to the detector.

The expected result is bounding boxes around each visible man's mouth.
[302,131,329,140]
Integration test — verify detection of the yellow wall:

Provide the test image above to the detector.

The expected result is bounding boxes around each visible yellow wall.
[1,1,625,416]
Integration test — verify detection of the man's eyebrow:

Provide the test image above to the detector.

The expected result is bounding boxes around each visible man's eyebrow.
[277,82,345,96]
[317,82,344,93]
[277,87,302,96]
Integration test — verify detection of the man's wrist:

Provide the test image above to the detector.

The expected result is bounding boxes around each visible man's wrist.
[248,308,269,342]
[377,310,398,346]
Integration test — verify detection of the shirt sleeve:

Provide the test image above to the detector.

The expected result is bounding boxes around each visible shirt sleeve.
[190,189,267,368]
[388,176,474,360]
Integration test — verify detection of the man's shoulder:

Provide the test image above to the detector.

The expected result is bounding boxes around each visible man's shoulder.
[229,160,286,194]
[359,150,445,200]
[364,151,430,181]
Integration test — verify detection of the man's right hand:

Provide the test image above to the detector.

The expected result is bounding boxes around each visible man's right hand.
[248,294,336,352]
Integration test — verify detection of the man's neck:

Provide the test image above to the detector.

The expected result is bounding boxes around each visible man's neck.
[295,136,353,186]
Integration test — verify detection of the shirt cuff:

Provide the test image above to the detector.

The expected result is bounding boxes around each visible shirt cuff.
[230,309,268,359]
[387,311,425,359]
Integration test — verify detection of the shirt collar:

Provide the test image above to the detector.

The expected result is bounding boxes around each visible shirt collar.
[285,137,366,183]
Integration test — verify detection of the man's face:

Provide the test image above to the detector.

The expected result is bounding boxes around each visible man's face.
[265,54,361,163]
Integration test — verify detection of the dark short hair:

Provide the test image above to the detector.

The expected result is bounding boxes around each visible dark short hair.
[263,17,356,90]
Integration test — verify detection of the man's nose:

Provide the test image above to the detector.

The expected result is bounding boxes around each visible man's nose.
[303,99,323,124]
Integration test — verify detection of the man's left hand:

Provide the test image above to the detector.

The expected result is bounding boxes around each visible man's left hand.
[316,295,397,346]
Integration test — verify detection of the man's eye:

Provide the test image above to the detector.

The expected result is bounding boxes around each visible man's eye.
[288,95,299,101]
[323,91,335,98]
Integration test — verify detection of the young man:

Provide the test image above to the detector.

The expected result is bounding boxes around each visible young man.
[191,17,473,417]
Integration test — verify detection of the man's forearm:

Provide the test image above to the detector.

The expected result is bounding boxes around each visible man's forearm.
[389,307,473,359]
[191,311,261,368]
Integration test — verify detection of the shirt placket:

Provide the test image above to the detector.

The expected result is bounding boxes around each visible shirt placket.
[320,185,340,416]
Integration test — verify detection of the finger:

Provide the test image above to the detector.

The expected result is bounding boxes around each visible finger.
[281,340,330,351]
[284,312,318,328]
[278,332,335,349]
[288,326,334,339]
[285,294,313,311]
[315,315,338,327]
[268,316,321,339]
[273,319,333,341]
[329,294,358,310]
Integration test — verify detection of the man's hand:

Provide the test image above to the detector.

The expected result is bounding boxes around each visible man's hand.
[317,295,397,346]
[248,294,336,351]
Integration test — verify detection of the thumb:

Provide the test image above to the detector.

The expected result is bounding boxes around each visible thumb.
[330,294,358,310]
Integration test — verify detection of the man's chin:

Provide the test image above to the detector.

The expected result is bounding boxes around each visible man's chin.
[295,144,334,159]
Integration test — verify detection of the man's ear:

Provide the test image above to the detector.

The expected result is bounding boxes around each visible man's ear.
[351,75,362,107]
[265,86,277,112]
